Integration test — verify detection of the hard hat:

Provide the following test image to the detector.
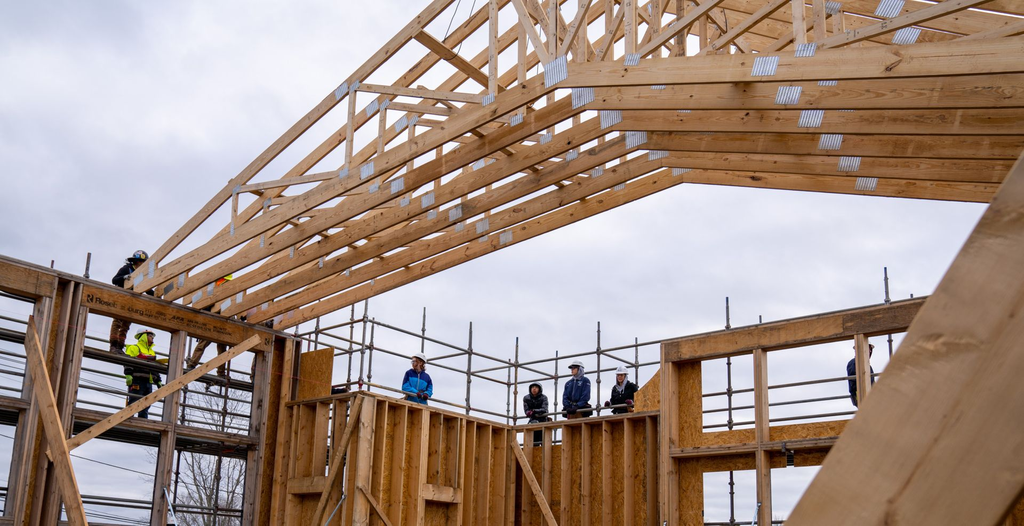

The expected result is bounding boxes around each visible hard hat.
[412,353,428,363]
[568,360,584,369]
[615,365,629,375]
[134,327,156,340]
[128,250,149,262]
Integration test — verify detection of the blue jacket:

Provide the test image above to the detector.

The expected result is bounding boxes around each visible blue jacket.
[401,369,433,405]
[562,375,591,410]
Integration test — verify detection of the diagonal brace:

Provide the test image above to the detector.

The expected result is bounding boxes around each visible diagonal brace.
[66,334,263,451]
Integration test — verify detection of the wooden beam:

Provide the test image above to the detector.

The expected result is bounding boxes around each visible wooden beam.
[511,0,554,63]
[853,333,872,406]
[23,318,87,526]
[413,30,492,89]
[358,485,395,526]
[66,335,262,451]
[358,82,485,104]
[664,298,925,361]
[511,436,559,526]
[818,0,997,49]
[788,151,1024,525]
[701,0,789,53]
[310,396,364,525]
[753,348,773,526]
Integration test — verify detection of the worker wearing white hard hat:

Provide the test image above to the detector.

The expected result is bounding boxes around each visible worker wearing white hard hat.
[124,328,162,419]
[562,360,592,419]
[605,365,639,414]
[401,353,433,405]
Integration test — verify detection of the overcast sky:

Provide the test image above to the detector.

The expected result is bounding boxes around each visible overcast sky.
[0,0,988,523]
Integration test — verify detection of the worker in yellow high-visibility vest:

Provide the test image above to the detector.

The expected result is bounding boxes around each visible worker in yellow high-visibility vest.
[124,328,162,419]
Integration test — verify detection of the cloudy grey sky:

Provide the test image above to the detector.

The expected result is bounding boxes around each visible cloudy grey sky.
[0,0,988,522]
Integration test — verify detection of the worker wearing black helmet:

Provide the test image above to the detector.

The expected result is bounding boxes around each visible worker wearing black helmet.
[107,250,154,353]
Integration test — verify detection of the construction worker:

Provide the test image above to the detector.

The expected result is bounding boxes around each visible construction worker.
[124,328,162,419]
[605,365,639,414]
[401,353,433,405]
[107,250,154,353]
[186,275,232,378]
[523,382,549,445]
[847,343,876,407]
[562,360,592,419]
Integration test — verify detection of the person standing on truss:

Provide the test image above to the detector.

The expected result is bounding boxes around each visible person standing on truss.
[107,250,154,353]
[401,353,433,405]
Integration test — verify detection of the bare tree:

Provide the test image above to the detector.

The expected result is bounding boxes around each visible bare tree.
[166,375,252,526]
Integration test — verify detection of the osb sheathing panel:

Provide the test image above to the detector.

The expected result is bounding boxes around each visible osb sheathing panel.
[424,501,453,525]
[1007,493,1024,525]
[296,347,333,401]
[610,422,625,526]
[679,362,703,448]
[678,458,704,526]
[630,420,651,525]
[634,368,661,411]
[587,423,604,524]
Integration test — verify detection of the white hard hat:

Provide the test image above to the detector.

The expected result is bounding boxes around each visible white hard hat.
[134,327,155,339]
[615,365,629,375]
[412,353,428,363]
[568,360,584,369]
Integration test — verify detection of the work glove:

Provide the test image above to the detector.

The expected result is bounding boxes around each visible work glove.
[125,374,133,386]
[567,405,577,415]
[626,399,634,407]
[603,401,611,408]
[526,410,534,417]
[418,392,428,400]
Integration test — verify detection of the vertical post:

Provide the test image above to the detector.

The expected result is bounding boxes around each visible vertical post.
[553,350,560,418]
[791,0,807,46]
[674,0,686,56]
[314,316,321,349]
[623,0,637,54]
[345,86,357,168]
[358,299,369,388]
[367,321,376,392]
[725,296,732,329]
[83,252,91,279]
[854,334,873,406]
[811,0,827,41]
[152,330,186,525]
[466,322,474,415]
[633,337,640,385]
[420,306,427,356]
[347,304,355,384]
[753,348,772,526]
[595,321,602,410]
[488,0,499,98]
[507,358,513,424]
[727,355,736,525]
[513,338,520,424]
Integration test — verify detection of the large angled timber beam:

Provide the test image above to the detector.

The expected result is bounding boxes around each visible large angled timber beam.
[253,152,663,324]
[272,163,685,329]
[511,437,559,526]
[787,154,1024,525]
[644,132,1024,160]
[818,0,997,49]
[673,168,999,203]
[24,319,88,526]
[413,30,493,89]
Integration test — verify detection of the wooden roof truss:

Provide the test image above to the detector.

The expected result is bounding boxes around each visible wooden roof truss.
[132,0,1024,329]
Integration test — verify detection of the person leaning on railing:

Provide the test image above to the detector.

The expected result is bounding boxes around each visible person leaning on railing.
[523,382,550,445]
[562,360,592,419]
[605,365,638,414]
[401,353,433,405]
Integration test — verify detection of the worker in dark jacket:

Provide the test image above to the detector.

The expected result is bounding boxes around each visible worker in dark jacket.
[523,382,549,445]
[847,343,875,407]
[108,250,154,353]
[605,365,639,414]
[562,360,592,419]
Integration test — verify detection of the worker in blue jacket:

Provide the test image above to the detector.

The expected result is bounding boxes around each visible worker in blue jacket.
[562,360,592,419]
[401,353,433,405]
